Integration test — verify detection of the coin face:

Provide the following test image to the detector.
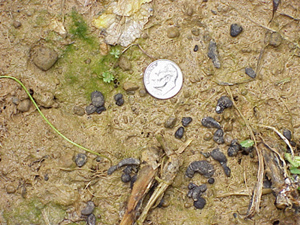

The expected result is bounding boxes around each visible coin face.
[144,59,183,99]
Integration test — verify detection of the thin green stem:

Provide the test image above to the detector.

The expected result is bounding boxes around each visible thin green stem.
[0,75,111,164]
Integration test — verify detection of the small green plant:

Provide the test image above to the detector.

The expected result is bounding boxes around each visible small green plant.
[102,71,114,83]
[110,47,121,58]
[239,139,254,148]
[285,153,300,174]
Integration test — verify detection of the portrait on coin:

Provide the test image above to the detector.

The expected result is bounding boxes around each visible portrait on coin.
[151,63,178,95]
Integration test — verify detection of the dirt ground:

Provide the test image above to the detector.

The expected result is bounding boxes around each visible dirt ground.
[1,0,300,224]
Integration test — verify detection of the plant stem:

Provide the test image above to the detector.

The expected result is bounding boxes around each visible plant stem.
[0,75,111,164]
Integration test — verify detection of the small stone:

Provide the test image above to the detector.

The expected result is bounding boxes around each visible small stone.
[32,47,58,71]
[86,105,96,115]
[13,20,22,28]
[230,24,243,37]
[213,129,225,144]
[12,96,20,105]
[194,197,206,209]
[165,116,177,128]
[118,56,132,71]
[17,99,31,112]
[188,182,197,190]
[96,106,106,114]
[87,214,96,225]
[208,177,215,184]
[207,40,221,68]
[222,164,231,177]
[121,173,131,183]
[182,117,192,127]
[175,126,184,139]
[245,67,256,79]
[116,98,124,106]
[6,184,17,194]
[193,45,198,52]
[203,132,213,141]
[85,58,91,64]
[73,106,85,116]
[81,201,95,216]
[224,134,233,146]
[167,27,180,38]
[191,28,200,36]
[114,93,123,101]
[201,117,221,129]
[75,153,87,167]
[269,32,282,47]
[139,89,147,97]
[123,82,139,92]
[283,129,292,141]
[91,91,105,107]
[227,146,238,157]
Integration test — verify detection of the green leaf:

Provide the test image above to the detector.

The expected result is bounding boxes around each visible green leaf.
[102,71,114,83]
[239,139,254,148]
[290,167,300,175]
[110,48,121,58]
[284,153,300,168]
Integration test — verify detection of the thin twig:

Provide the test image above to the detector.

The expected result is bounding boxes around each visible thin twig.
[225,86,264,218]
[256,124,294,157]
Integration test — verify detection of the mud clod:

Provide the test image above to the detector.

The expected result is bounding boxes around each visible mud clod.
[201,117,221,128]
[230,24,243,37]
[32,46,58,71]
[216,96,233,114]
[175,126,185,139]
[193,197,206,209]
[213,129,225,144]
[182,117,192,127]
[81,201,95,216]
[186,160,215,178]
[208,40,221,68]
[91,91,105,108]
[245,67,256,79]
[75,153,87,167]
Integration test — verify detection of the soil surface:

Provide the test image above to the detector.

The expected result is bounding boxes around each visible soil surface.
[1,0,300,224]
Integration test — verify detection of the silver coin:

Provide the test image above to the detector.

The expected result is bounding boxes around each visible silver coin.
[143,59,183,99]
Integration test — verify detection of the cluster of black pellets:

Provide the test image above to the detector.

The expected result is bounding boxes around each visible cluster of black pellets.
[86,91,106,115]
[175,117,193,139]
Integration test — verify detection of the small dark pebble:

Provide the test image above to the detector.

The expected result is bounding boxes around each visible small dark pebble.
[87,213,96,225]
[188,182,197,190]
[199,184,207,192]
[233,213,237,218]
[44,174,49,181]
[86,105,96,115]
[207,40,221,68]
[211,148,227,163]
[245,67,256,79]
[216,96,233,114]
[81,201,95,216]
[91,91,105,107]
[227,146,239,157]
[96,106,106,114]
[194,197,206,209]
[117,158,140,168]
[182,117,193,127]
[283,129,292,141]
[222,164,231,177]
[230,23,243,37]
[186,160,215,178]
[208,177,215,184]
[191,186,204,201]
[193,45,198,52]
[201,152,210,158]
[116,98,124,106]
[121,173,131,183]
[175,126,184,139]
[75,153,87,167]
[123,166,132,175]
[213,129,225,144]
[187,189,193,198]
[227,139,241,157]
[201,117,221,129]
[114,93,123,101]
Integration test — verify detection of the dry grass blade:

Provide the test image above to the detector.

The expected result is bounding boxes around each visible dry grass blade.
[256,124,294,157]
[225,86,264,218]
